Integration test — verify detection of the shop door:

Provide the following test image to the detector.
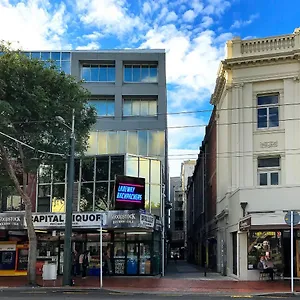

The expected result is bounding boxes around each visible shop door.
[127,243,138,275]
[232,232,237,275]
[139,242,151,275]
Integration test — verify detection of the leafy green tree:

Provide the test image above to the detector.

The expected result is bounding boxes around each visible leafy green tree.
[0,42,96,285]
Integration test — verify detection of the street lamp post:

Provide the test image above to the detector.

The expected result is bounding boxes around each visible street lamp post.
[57,109,75,286]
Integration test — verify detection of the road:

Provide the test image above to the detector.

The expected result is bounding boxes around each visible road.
[0,289,296,300]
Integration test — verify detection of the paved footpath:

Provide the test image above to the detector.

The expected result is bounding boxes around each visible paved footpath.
[0,261,298,296]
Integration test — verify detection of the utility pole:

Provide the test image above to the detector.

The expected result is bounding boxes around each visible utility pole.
[62,109,75,286]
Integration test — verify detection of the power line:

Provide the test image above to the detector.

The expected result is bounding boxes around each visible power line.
[0,131,65,157]
[6,101,300,125]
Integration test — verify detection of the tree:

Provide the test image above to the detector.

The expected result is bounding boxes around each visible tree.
[0,42,96,285]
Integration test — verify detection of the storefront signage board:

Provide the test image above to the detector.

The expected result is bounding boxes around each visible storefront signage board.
[0,243,16,251]
[26,212,107,229]
[114,175,145,210]
[140,213,155,228]
[0,214,24,230]
[239,216,251,231]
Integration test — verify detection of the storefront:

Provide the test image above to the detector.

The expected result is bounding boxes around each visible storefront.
[0,210,162,276]
[237,214,300,280]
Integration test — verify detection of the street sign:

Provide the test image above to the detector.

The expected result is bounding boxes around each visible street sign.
[285,211,300,226]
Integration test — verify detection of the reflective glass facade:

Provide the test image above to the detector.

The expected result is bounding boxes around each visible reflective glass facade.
[123,98,157,117]
[24,51,71,74]
[86,130,165,158]
[36,154,162,215]
[89,98,115,116]
[81,64,115,82]
[124,64,158,83]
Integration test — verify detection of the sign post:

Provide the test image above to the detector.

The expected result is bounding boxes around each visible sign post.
[284,210,300,293]
[99,216,103,289]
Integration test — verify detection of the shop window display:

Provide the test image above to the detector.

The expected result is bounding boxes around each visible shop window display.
[248,231,283,270]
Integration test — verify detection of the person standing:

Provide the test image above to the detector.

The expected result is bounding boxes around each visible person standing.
[81,251,90,279]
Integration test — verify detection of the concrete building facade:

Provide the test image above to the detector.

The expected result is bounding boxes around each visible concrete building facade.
[211,28,300,280]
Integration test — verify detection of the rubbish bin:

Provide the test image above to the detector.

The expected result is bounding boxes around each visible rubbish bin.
[42,263,57,286]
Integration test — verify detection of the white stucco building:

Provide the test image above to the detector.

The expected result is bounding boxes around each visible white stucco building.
[211,28,300,280]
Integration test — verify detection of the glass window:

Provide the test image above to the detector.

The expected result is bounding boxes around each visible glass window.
[126,155,138,177]
[150,184,161,210]
[107,66,115,82]
[51,52,61,60]
[139,158,150,183]
[269,107,279,127]
[89,99,115,117]
[258,157,280,186]
[132,100,140,116]
[148,131,164,157]
[52,184,65,204]
[128,131,138,154]
[99,66,107,81]
[133,66,141,82]
[82,66,90,81]
[107,132,118,154]
[247,231,282,270]
[107,100,115,116]
[138,131,148,156]
[149,100,157,116]
[86,132,98,155]
[110,156,124,180]
[145,183,150,210]
[41,52,50,60]
[257,94,279,129]
[150,160,161,184]
[81,158,95,182]
[81,64,115,82]
[140,101,149,116]
[259,173,268,186]
[80,183,94,212]
[95,182,108,211]
[39,165,52,183]
[149,66,158,82]
[96,156,109,181]
[61,52,70,60]
[31,52,40,59]
[258,108,268,128]
[53,163,65,182]
[91,65,99,81]
[123,100,132,116]
[61,61,71,74]
[98,132,108,154]
[118,131,127,154]
[141,65,149,82]
[124,65,158,83]
[124,66,132,82]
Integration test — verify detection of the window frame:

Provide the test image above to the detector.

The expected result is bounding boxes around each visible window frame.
[89,98,115,117]
[122,97,158,117]
[81,64,116,82]
[257,94,279,129]
[257,157,280,186]
[123,64,158,83]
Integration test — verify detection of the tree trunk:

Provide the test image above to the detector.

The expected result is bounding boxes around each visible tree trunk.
[0,145,37,285]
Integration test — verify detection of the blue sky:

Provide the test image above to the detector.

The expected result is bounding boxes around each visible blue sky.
[0,0,300,176]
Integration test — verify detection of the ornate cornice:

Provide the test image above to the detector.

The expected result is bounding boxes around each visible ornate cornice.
[223,50,300,69]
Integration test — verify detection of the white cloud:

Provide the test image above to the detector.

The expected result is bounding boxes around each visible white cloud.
[230,13,259,29]
[76,0,143,37]
[76,41,100,50]
[166,11,178,22]
[203,0,231,16]
[191,0,203,14]
[142,2,151,14]
[140,25,227,92]
[182,9,196,22]
[0,0,68,50]
[82,31,104,40]
[201,16,213,28]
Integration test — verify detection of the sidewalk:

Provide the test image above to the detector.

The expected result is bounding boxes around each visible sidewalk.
[0,261,298,296]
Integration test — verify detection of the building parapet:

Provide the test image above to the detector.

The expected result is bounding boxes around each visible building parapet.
[227,28,300,58]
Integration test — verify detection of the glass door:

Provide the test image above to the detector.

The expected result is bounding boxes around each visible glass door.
[127,243,138,275]
[139,242,151,275]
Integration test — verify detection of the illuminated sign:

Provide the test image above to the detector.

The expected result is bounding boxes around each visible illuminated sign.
[114,175,145,210]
